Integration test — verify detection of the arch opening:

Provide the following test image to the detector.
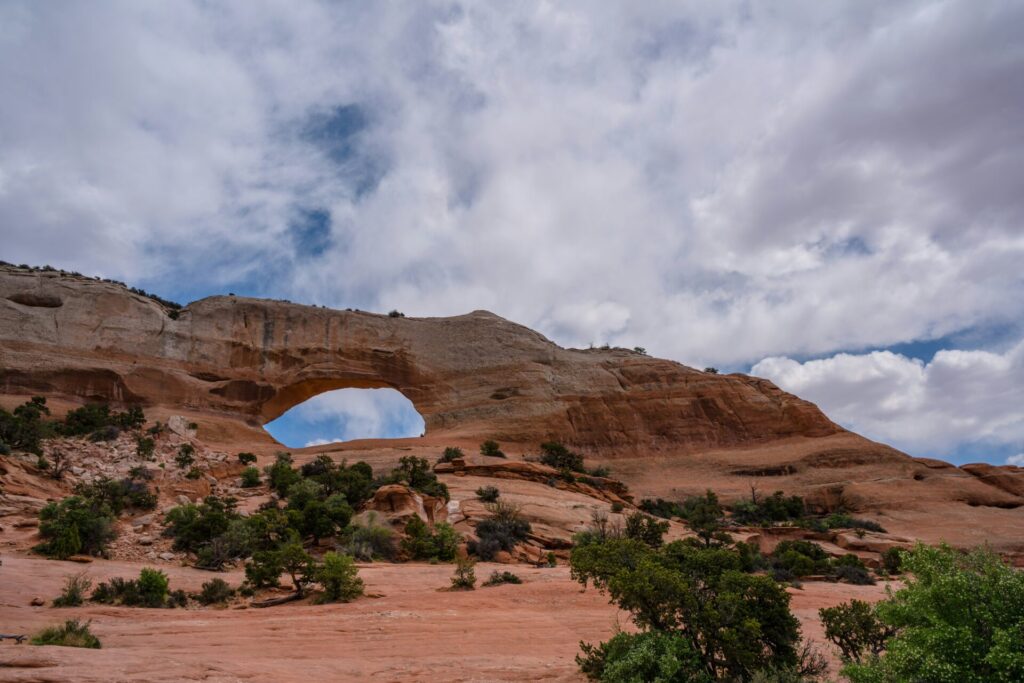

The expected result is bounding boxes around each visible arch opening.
[263,387,425,448]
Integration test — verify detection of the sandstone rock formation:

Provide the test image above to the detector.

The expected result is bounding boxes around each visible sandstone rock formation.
[1,265,1022,554]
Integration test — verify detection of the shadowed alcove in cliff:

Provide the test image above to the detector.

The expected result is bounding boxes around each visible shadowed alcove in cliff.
[262,387,425,448]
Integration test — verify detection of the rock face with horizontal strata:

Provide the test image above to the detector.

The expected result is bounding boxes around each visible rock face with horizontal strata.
[0,265,840,451]
[1,265,1022,554]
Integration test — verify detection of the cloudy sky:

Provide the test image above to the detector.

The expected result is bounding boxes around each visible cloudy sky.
[2,1,1021,464]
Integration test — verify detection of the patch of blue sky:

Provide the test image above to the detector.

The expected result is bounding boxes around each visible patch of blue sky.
[263,388,425,448]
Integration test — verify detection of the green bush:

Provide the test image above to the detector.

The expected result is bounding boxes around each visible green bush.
[538,441,584,472]
[197,578,235,605]
[480,440,505,458]
[624,511,669,548]
[638,498,686,520]
[30,619,101,649]
[819,599,893,664]
[824,513,887,533]
[135,436,155,459]
[401,517,459,561]
[469,502,531,560]
[881,547,903,574]
[237,451,257,465]
[450,558,476,590]
[265,452,300,496]
[60,403,144,437]
[577,630,708,682]
[476,485,500,502]
[344,512,398,561]
[769,540,831,578]
[316,551,364,603]
[53,573,92,607]
[840,543,1024,682]
[483,570,522,587]
[175,443,196,469]
[91,568,170,608]
[137,567,170,607]
[36,495,116,559]
[240,466,261,487]
[0,396,51,454]
[571,538,808,680]
[731,490,805,526]
[74,476,156,514]
[386,456,450,501]
[163,496,239,553]
[438,446,463,463]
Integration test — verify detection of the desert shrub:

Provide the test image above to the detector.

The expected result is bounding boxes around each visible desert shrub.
[573,509,623,547]
[683,490,732,547]
[438,446,463,463]
[0,396,51,454]
[36,495,116,559]
[91,568,169,608]
[401,517,459,561]
[75,476,157,514]
[820,599,893,664]
[450,558,476,590]
[476,485,500,502]
[237,451,257,465]
[58,403,144,438]
[825,513,886,533]
[135,436,155,459]
[275,538,317,595]
[480,440,505,458]
[610,501,624,513]
[175,444,195,469]
[245,549,284,589]
[881,547,903,574]
[832,563,875,585]
[841,543,1024,683]
[769,540,831,578]
[344,512,398,561]
[638,498,686,520]
[167,589,189,608]
[469,502,531,560]
[240,466,261,487]
[197,578,235,605]
[373,456,448,501]
[577,630,707,682]
[316,551,364,603]
[185,466,203,479]
[587,465,612,478]
[571,538,806,681]
[30,619,101,649]
[731,490,805,526]
[387,309,405,317]
[624,511,669,548]
[300,455,375,507]
[264,452,300,496]
[53,573,92,607]
[89,424,121,442]
[704,367,719,374]
[137,567,170,607]
[483,570,522,587]
[539,441,584,472]
[195,518,255,570]
[163,495,239,553]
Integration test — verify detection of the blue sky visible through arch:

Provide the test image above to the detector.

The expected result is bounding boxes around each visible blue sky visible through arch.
[263,388,425,448]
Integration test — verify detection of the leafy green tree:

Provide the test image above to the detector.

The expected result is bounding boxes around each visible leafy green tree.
[240,466,261,487]
[401,517,459,561]
[571,538,805,681]
[237,452,257,465]
[264,452,300,496]
[163,496,238,553]
[624,511,669,548]
[316,551,364,603]
[685,490,731,547]
[36,496,116,558]
[137,568,170,607]
[819,599,893,664]
[577,630,710,683]
[0,396,51,454]
[539,441,585,472]
[842,543,1024,683]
